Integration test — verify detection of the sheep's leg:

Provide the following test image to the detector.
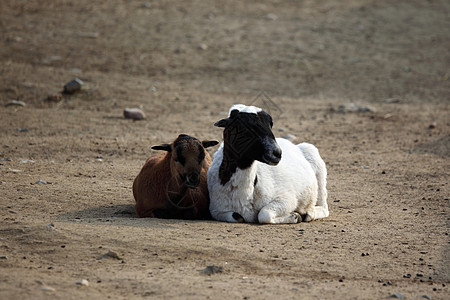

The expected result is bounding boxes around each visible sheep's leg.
[302,206,329,222]
[258,201,300,224]
[298,143,329,221]
[212,211,245,223]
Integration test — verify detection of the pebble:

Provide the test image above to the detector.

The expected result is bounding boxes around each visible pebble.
[0,255,7,259]
[389,293,405,299]
[337,103,374,113]
[124,108,145,120]
[41,56,62,65]
[384,98,400,103]
[422,296,431,300]
[47,93,63,102]
[46,223,57,231]
[265,13,278,21]
[97,250,122,260]
[63,78,83,94]
[428,122,436,129]
[41,285,56,292]
[281,134,297,142]
[199,43,208,50]
[75,279,89,286]
[17,128,28,132]
[35,179,48,185]
[202,265,223,275]
[78,32,99,38]
[19,159,35,164]
[5,100,26,107]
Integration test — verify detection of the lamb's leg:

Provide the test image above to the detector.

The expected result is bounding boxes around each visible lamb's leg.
[298,143,329,220]
[258,201,300,224]
[212,211,245,223]
[302,206,329,222]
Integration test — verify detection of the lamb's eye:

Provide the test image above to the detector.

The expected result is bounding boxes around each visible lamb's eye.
[173,158,179,163]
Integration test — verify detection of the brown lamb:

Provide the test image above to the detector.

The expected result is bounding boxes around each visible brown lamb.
[133,134,218,219]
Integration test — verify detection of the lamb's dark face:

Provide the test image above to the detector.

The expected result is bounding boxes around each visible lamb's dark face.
[215,108,282,168]
[152,135,218,189]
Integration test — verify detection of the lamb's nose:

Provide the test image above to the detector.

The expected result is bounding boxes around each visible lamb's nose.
[272,147,282,159]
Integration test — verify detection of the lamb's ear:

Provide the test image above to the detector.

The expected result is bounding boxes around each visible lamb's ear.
[202,140,219,148]
[214,118,230,127]
[151,144,172,152]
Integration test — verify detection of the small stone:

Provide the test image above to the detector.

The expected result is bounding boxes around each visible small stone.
[17,128,28,132]
[46,223,56,231]
[19,159,35,164]
[35,179,48,185]
[416,273,424,277]
[47,93,63,102]
[63,78,83,94]
[428,122,436,129]
[199,43,208,50]
[75,279,89,286]
[422,295,431,300]
[0,255,7,259]
[389,293,405,299]
[41,56,62,65]
[281,134,297,142]
[337,103,374,113]
[97,250,122,260]
[124,108,145,120]
[201,265,223,275]
[41,285,56,292]
[384,98,400,103]
[265,13,278,20]
[5,100,26,107]
[78,32,99,38]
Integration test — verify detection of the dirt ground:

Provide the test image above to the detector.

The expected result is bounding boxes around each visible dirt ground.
[1,0,449,299]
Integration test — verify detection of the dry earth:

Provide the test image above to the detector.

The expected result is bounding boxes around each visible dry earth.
[0,0,449,299]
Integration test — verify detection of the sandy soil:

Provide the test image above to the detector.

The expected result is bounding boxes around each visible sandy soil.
[1,0,449,299]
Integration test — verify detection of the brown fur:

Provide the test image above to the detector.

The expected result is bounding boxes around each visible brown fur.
[133,135,217,219]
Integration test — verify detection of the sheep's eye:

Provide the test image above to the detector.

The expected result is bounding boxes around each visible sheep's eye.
[173,157,179,163]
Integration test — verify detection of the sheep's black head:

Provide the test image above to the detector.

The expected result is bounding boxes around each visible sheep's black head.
[152,134,218,188]
[215,104,282,169]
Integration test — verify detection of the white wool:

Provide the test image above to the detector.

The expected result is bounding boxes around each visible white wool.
[229,104,262,115]
[208,105,329,224]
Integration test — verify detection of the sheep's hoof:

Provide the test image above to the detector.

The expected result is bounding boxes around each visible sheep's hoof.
[232,212,244,223]
[290,212,301,223]
[301,214,313,222]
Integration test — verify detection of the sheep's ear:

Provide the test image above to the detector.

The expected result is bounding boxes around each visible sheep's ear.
[214,118,230,127]
[202,140,219,148]
[151,144,172,152]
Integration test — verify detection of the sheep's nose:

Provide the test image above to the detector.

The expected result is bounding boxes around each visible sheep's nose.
[272,147,282,159]
[263,142,282,166]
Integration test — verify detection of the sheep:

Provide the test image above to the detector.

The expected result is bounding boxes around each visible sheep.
[133,134,218,219]
[207,104,329,224]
